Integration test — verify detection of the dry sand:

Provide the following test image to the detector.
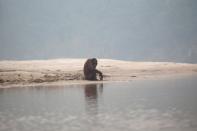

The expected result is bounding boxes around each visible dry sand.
[0,58,197,88]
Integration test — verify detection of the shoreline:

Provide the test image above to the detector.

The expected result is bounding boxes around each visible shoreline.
[1,59,197,88]
[1,73,197,88]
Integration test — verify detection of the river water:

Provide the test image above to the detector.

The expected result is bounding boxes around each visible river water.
[0,76,197,131]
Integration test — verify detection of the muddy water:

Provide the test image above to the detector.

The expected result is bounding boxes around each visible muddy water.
[0,76,197,131]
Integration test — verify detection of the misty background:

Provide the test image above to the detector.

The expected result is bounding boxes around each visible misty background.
[0,0,197,63]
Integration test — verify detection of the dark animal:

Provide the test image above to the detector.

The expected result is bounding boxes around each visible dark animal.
[83,58,103,80]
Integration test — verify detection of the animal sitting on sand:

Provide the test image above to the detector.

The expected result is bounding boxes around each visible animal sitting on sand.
[83,58,103,81]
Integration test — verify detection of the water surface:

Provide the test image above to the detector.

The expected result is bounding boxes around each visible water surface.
[0,76,197,131]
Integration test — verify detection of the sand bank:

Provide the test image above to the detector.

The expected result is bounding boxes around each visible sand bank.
[0,59,197,88]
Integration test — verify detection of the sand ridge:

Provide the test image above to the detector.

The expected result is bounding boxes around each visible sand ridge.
[0,59,197,88]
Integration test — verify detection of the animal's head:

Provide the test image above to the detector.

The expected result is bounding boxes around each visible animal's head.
[91,58,97,68]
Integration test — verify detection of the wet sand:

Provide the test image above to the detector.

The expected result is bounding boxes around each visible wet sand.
[0,59,197,88]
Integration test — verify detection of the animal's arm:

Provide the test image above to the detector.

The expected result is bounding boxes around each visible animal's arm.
[95,69,103,80]
[95,69,102,74]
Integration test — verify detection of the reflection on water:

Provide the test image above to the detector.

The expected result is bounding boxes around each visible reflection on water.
[83,84,103,127]
[0,76,197,131]
[84,84,103,116]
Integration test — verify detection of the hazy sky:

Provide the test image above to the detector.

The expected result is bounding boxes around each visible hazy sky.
[0,0,197,63]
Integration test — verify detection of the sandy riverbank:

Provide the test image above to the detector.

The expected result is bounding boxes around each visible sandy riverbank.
[0,59,197,88]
